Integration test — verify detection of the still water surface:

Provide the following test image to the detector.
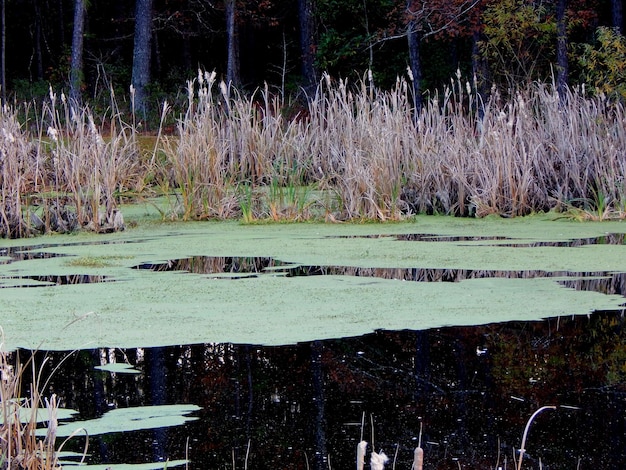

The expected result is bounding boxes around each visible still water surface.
[4,231,626,468]
[18,310,626,469]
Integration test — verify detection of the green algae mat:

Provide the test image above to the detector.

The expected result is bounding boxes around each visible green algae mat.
[1,210,626,351]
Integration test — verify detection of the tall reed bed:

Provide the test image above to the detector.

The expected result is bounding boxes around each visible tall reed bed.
[162,71,626,222]
[2,72,626,237]
[159,71,311,221]
[0,104,37,238]
[42,87,142,231]
[0,88,143,238]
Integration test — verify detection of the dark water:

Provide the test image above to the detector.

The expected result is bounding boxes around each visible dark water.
[5,233,626,468]
[16,310,626,469]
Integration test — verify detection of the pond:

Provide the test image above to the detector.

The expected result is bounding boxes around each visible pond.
[1,212,626,468]
[15,312,626,469]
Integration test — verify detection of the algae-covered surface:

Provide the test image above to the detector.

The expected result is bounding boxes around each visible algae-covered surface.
[1,208,626,351]
[38,404,201,438]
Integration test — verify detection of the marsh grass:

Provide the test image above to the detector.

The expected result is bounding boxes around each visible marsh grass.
[43,87,142,232]
[158,71,626,223]
[0,87,143,237]
[3,70,626,237]
[0,104,39,238]
[0,344,69,469]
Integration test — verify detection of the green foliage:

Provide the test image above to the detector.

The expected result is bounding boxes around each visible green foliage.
[577,27,626,100]
[316,0,396,76]
[481,0,557,86]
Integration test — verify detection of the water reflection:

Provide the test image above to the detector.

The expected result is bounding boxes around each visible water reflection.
[131,255,626,297]
[0,273,112,288]
[16,311,626,469]
[340,232,626,246]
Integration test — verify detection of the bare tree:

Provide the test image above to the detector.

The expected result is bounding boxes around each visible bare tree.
[402,0,480,113]
[69,0,85,105]
[132,0,154,120]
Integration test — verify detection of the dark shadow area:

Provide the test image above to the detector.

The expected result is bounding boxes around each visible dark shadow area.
[14,310,626,469]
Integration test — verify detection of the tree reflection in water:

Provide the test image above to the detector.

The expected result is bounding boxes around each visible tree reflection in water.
[16,311,626,469]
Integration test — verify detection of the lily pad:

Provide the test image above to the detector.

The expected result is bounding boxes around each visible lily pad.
[0,406,78,424]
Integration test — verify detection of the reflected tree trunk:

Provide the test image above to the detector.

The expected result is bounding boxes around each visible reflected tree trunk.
[146,347,167,462]
[310,340,327,470]
[414,330,431,395]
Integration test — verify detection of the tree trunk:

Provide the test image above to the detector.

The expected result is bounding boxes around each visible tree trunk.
[612,0,623,34]
[33,0,43,81]
[58,0,65,46]
[225,0,240,87]
[298,0,317,94]
[1,0,5,104]
[407,18,422,114]
[131,0,154,120]
[556,0,568,101]
[69,0,85,105]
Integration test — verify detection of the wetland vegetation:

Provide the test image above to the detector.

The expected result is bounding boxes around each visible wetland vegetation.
[1,71,626,468]
[2,74,626,239]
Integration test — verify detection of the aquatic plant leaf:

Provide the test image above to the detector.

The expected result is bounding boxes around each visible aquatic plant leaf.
[38,404,201,437]
[60,460,189,469]
[95,363,141,374]
[0,406,78,424]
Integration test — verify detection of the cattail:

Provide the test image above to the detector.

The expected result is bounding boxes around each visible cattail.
[412,446,423,470]
[413,421,424,470]
[370,451,389,470]
[357,440,367,470]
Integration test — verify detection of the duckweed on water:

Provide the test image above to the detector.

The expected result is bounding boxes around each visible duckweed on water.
[0,214,625,350]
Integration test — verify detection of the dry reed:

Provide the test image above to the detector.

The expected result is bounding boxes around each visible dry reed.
[3,71,626,237]
[0,345,59,469]
[0,103,37,238]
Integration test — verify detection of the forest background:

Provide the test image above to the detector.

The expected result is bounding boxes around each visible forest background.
[2,0,626,117]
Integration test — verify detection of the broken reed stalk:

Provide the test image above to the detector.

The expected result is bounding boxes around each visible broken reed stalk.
[516,406,556,470]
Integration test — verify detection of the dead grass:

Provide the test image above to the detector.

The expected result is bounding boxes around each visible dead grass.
[0,345,60,469]
[2,72,626,236]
